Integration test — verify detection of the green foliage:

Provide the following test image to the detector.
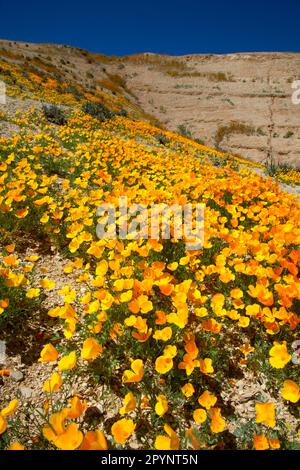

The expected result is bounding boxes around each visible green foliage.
[177,124,192,138]
[42,104,67,126]
[155,133,169,146]
[82,101,115,121]
[194,137,205,145]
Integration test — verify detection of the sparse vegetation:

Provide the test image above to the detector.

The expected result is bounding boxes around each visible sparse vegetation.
[177,123,193,138]
[215,121,256,149]
[167,70,235,81]
[284,131,294,139]
[86,71,94,79]
[265,154,279,176]
[265,157,300,183]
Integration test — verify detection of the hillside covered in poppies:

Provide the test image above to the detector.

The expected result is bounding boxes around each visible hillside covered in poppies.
[0,41,299,451]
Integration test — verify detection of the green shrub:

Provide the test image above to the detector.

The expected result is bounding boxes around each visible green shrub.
[284,131,294,139]
[42,104,67,126]
[82,102,127,120]
[156,133,169,145]
[194,137,205,145]
[265,154,278,176]
[177,124,192,138]
[82,101,115,121]
[117,108,128,117]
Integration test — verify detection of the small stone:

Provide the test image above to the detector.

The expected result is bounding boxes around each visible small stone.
[19,386,33,398]
[10,370,24,382]
[130,440,140,449]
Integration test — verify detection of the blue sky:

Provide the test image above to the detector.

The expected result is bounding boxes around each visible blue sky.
[1,0,299,55]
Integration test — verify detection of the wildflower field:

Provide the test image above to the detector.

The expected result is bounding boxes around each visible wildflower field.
[0,54,299,451]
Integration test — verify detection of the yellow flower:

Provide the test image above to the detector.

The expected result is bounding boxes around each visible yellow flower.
[120,392,136,415]
[64,318,77,339]
[155,424,180,450]
[111,418,136,445]
[199,358,214,374]
[66,396,87,419]
[26,288,40,298]
[40,213,49,224]
[179,256,189,266]
[254,434,269,450]
[120,290,133,302]
[69,238,80,253]
[0,414,7,434]
[246,304,260,316]
[255,402,276,428]
[163,345,177,358]
[155,355,173,374]
[38,344,59,362]
[193,408,207,424]
[230,288,243,299]
[54,423,83,450]
[58,351,77,370]
[195,307,208,317]
[122,359,144,383]
[198,390,217,409]
[181,383,195,397]
[80,292,91,304]
[1,399,19,416]
[167,262,178,271]
[238,316,250,328]
[43,372,62,393]
[40,278,56,289]
[155,395,168,416]
[211,293,225,316]
[7,442,25,450]
[15,208,29,219]
[5,244,15,253]
[80,338,103,361]
[269,438,280,449]
[281,380,300,403]
[43,411,83,450]
[80,430,108,450]
[210,408,226,433]
[153,326,172,342]
[269,342,291,368]
[139,296,153,314]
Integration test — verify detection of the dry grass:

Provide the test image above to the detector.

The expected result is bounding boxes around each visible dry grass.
[215,121,256,149]
[167,71,235,81]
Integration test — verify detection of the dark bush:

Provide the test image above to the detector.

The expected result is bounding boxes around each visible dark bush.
[82,101,115,121]
[42,104,67,125]
[284,131,294,139]
[215,121,255,149]
[194,137,206,145]
[156,133,169,145]
[117,108,128,117]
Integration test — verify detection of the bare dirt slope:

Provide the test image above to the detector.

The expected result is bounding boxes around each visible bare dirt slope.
[113,52,300,166]
[1,39,300,166]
